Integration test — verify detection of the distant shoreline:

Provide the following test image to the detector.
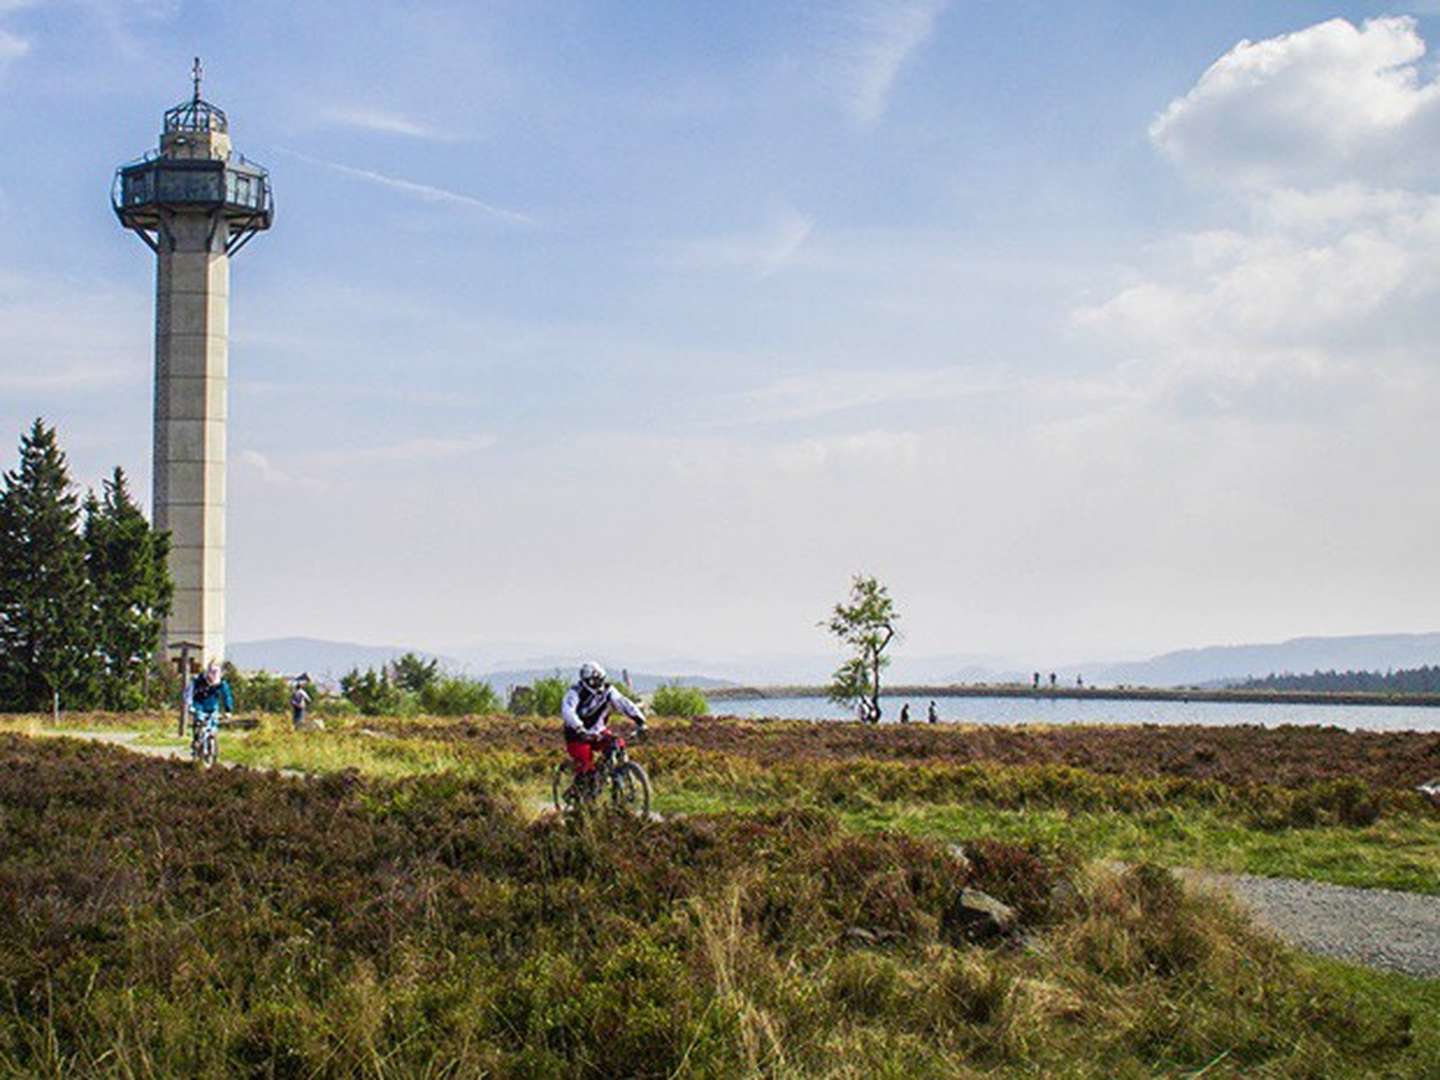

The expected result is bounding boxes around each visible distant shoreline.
[704,684,1440,709]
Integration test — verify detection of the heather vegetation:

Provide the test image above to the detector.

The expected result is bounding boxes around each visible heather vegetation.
[182,713,1438,896]
[1,733,1435,1077]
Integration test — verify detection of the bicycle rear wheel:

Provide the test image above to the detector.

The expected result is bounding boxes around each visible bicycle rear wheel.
[610,761,650,817]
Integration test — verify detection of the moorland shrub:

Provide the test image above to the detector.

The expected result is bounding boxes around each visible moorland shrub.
[418,675,499,716]
[223,665,292,713]
[530,675,567,717]
[0,735,1431,1076]
[650,683,710,717]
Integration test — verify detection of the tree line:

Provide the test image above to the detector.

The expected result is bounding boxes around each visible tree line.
[0,420,172,712]
[1237,665,1440,694]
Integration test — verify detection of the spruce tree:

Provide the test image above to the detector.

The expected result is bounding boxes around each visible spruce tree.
[0,419,95,711]
[84,467,172,709]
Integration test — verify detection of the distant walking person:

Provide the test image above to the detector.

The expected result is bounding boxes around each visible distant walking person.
[927,700,939,724]
[1032,672,1040,689]
[1049,672,1057,689]
[291,677,312,730]
[899,703,911,724]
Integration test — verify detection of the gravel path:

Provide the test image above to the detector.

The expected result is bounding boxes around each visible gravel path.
[59,729,191,761]
[45,729,306,778]
[1179,869,1440,979]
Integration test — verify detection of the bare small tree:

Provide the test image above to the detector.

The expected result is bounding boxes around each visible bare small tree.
[822,574,898,723]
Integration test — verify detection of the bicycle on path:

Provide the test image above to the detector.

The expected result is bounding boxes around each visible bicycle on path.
[189,708,228,769]
[552,727,651,817]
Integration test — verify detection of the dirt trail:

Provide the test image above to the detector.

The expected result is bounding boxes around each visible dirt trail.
[44,729,306,778]
[38,728,1440,979]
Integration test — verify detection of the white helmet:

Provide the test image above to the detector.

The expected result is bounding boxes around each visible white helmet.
[579,661,607,691]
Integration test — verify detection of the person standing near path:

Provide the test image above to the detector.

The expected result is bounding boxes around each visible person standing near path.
[927,700,938,724]
[899,703,911,724]
[290,677,312,731]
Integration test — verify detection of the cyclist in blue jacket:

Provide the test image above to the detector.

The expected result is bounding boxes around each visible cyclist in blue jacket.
[189,661,235,748]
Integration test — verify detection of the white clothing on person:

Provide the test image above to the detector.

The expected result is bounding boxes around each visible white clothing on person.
[562,682,644,740]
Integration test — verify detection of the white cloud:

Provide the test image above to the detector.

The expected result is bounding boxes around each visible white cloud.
[1079,17,1440,430]
[685,210,815,277]
[772,429,921,474]
[276,148,533,225]
[738,367,1001,424]
[236,449,312,491]
[310,433,498,468]
[0,0,31,69]
[1151,17,1440,188]
[0,270,149,394]
[237,434,497,492]
[829,0,949,126]
[0,28,27,65]
[319,106,464,142]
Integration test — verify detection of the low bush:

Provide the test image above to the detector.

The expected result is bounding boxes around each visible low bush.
[222,665,292,713]
[651,683,710,717]
[529,675,567,717]
[418,675,499,716]
[339,666,413,716]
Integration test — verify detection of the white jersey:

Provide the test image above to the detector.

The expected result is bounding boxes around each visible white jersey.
[562,682,644,738]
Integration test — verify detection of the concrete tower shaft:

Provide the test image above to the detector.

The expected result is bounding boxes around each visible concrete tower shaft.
[153,217,230,661]
[114,60,272,671]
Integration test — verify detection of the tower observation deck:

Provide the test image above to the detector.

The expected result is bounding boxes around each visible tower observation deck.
[113,60,273,670]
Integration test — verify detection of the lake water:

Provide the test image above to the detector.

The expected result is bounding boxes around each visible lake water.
[706,694,1440,733]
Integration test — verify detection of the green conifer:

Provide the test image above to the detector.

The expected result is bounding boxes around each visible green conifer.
[0,419,95,711]
[84,467,172,709]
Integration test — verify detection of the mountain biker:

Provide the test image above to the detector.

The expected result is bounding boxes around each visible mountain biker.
[189,661,234,745]
[562,661,646,784]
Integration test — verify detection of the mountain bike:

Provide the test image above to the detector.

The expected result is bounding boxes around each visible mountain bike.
[552,730,651,817]
[189,708,226,769]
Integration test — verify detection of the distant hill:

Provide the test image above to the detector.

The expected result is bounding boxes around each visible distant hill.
[1081,633,1440,689]
[229,639,735,692]
[229,638,455,676]
[478,669,735,693]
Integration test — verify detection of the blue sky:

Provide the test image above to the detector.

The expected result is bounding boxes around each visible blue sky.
[3,1,1440,670]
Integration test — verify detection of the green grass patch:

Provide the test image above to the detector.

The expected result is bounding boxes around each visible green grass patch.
[646,785,1440,895]
[842,802,1440,896]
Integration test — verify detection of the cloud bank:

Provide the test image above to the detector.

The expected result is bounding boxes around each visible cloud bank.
[1150,16,1440,188]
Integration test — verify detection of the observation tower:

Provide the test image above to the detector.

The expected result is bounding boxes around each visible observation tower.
[113,59,273,669]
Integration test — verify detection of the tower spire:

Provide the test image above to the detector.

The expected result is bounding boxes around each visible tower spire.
[192,56,203,103]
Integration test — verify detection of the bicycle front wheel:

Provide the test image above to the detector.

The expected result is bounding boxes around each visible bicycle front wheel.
[200,732,218,769]
[610,761,650,817]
